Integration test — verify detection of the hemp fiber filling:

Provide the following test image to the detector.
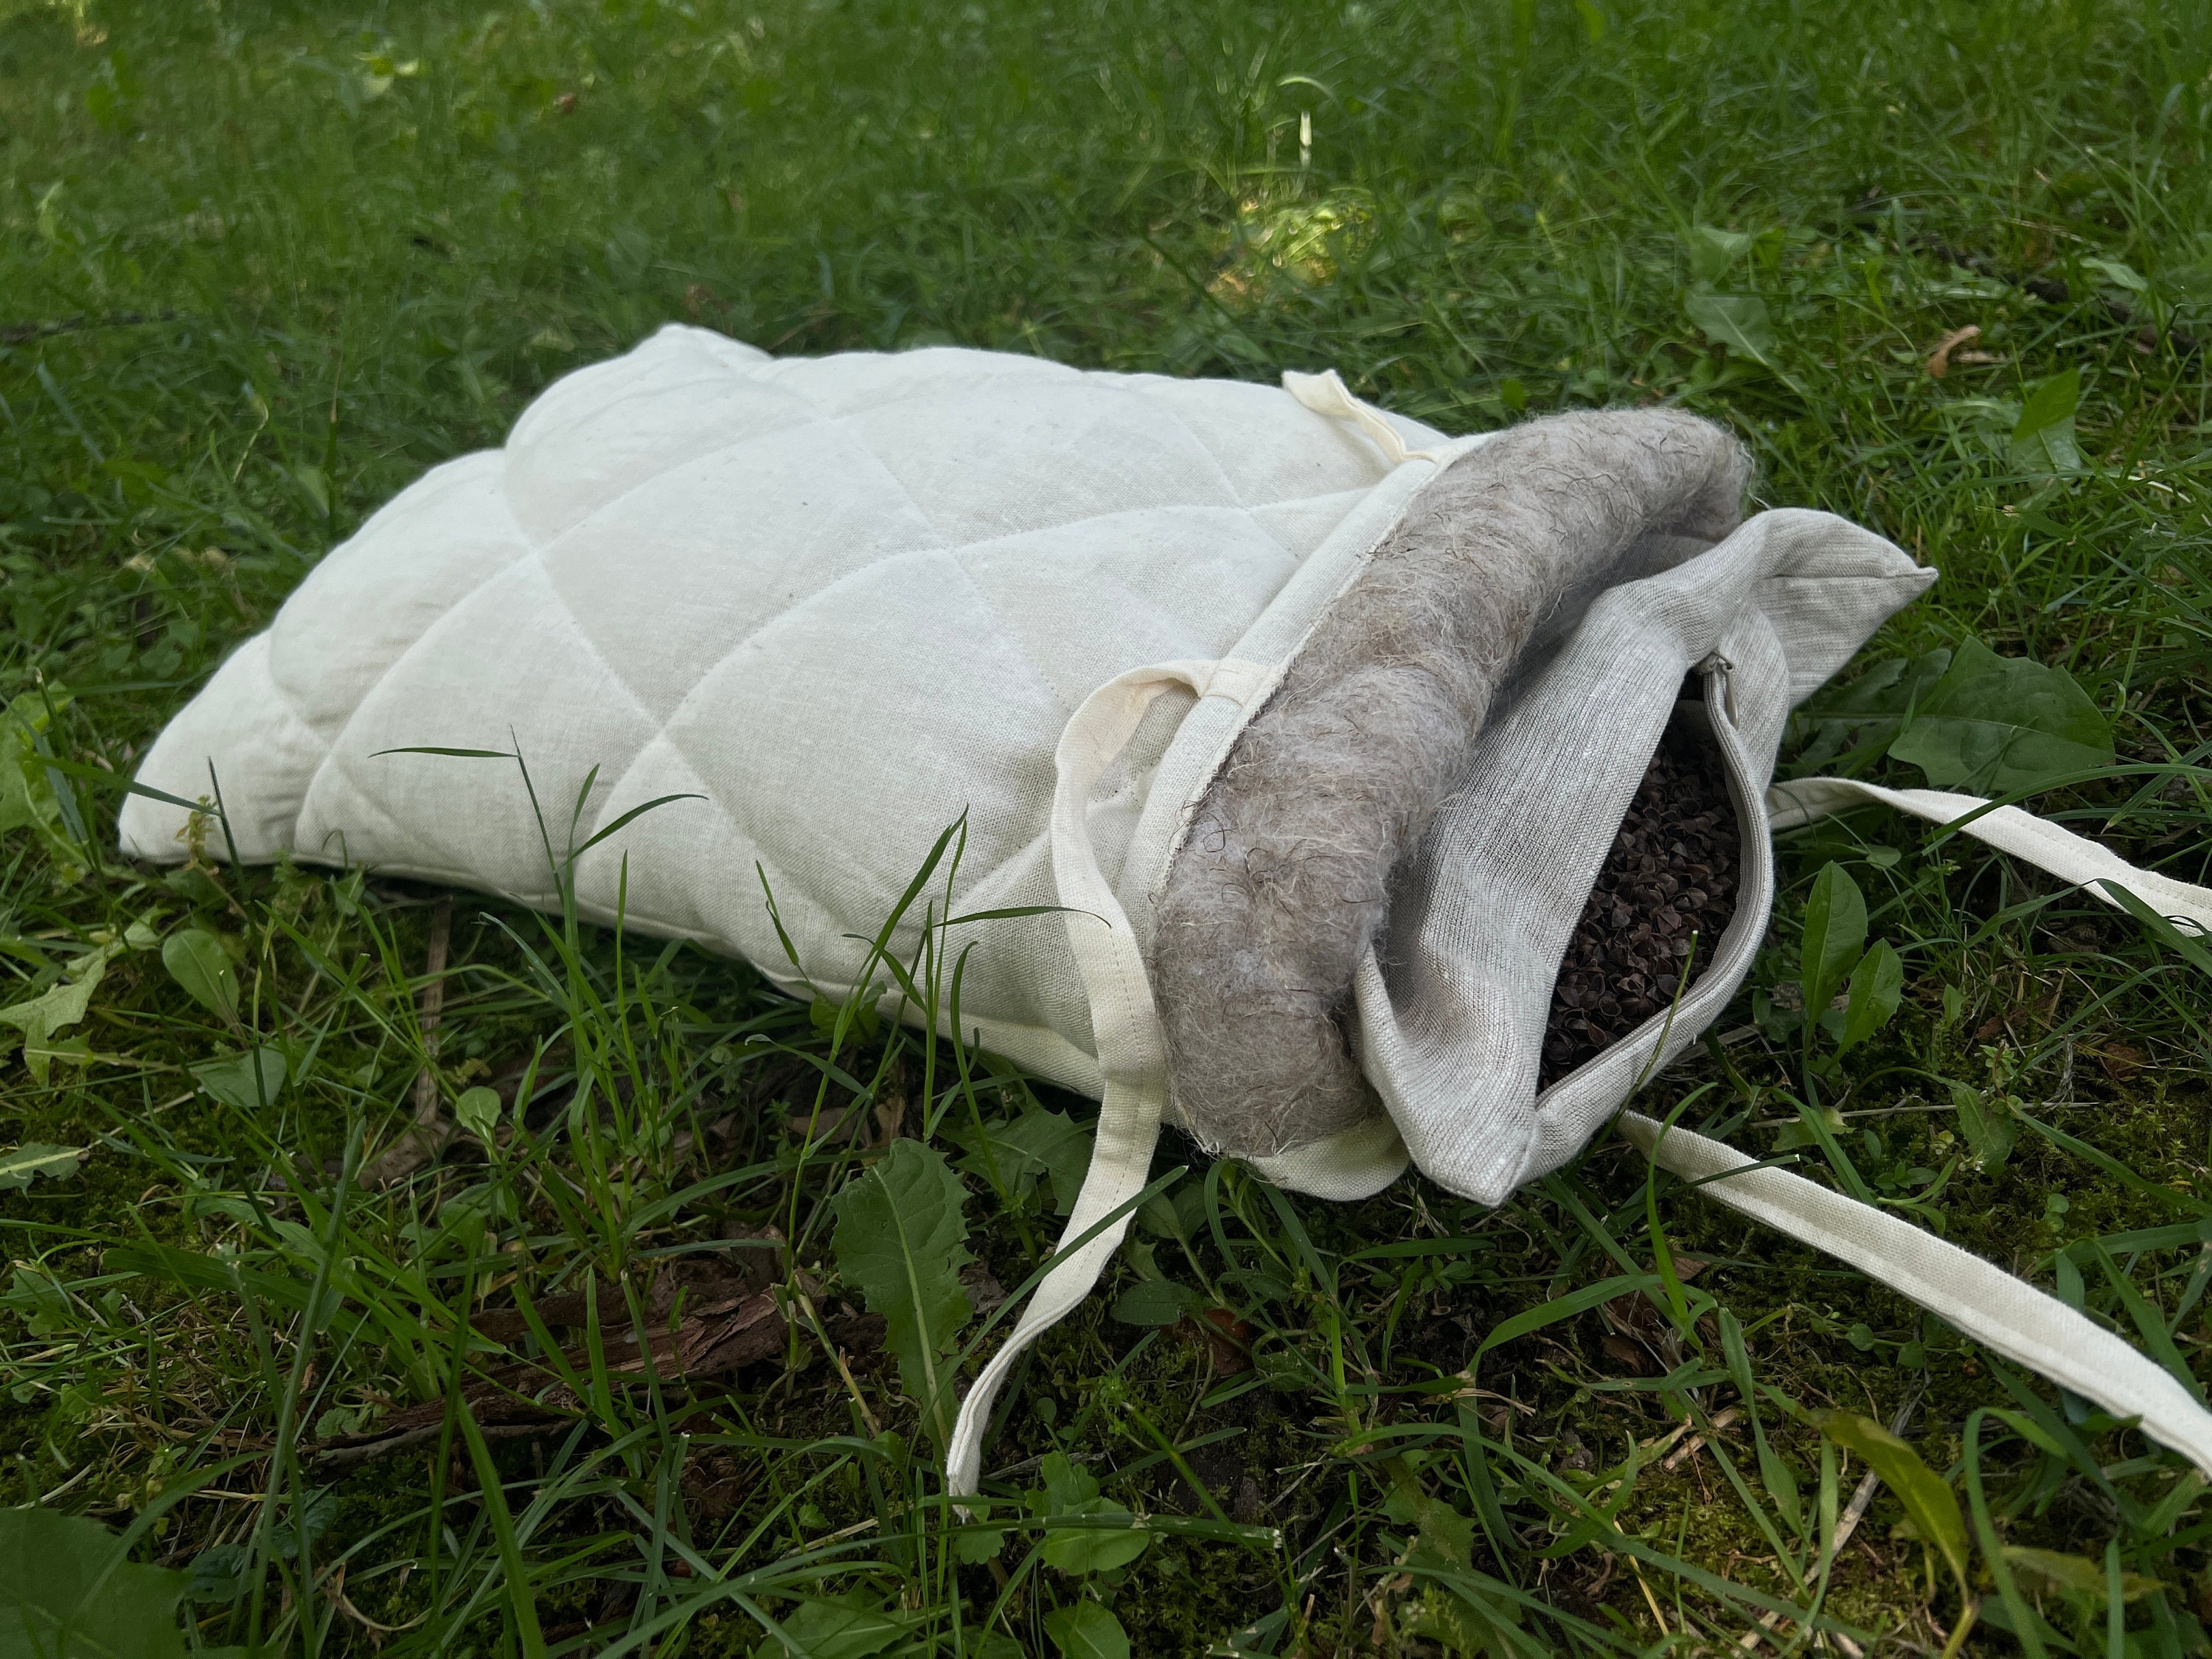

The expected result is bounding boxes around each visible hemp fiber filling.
[1150,409,1751,1160]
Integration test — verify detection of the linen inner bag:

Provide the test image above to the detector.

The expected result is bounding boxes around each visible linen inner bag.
[119,324,2212,1491]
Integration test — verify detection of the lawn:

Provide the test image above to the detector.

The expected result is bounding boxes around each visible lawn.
[4,0,2212,1652]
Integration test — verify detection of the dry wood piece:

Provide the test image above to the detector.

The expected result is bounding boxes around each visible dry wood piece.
[361,896,455,1187]
[311,1252,883,1466]
[1541,728,1740,1087]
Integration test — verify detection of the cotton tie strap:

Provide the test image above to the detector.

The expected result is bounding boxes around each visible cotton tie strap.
[950,731,2212,1486]
[1626,1111,2212,1475]
[1281,369,1450,468]
[1657,774,2212,1473]
[1769,774,2212,933]
[945,657,1269,1494]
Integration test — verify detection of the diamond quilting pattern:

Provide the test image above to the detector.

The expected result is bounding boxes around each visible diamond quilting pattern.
[535,421,947,723]
[122,324,1412,1085]
[838,380,1243,546]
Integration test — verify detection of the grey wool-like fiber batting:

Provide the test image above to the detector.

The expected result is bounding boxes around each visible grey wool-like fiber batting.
[1149,409,1753,1159]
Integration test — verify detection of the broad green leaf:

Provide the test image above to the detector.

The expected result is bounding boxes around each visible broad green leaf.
[183,1545,246,1604]
[1107,1277,1201,1326]
[1138,1180,1208,1245]
[1951,1081,2016,1169]
[4,1267,73,1337]
[950,1502,1010,1565]
[2003,1546,2160,1604]
[161,930,239,1023]
[192,1048,288,1112]
[1685,288,1775,362]
[0,1143,86,1192]
[453,1086,501,1139]
[1888,637,2114,793]
[1685,224,1753,283]
[770,1591,908,1659]
[267,1489,335,1561]
[2009,366,2084,474]
[1000,1105,1091,1216]
[1817,1411,1969,1591]
[1044,1600,1131,1659]
[953,1103,1091,1216]
[1,943,120,1082]
[0,689,86,877]
[1040,1509,1150,1576]
[2084,257,2149,294]
[1382,1459,1476,1569]
[1790,648,1950,773]
[1757,1440,1804,1534]
[830,1138,973,1447]
[1041,1450,1099,1512]
[1798,863,1866,1021]
[0,1504,189,1658]
[1032,1453,1152,1575]
[1835,941,1904,1052]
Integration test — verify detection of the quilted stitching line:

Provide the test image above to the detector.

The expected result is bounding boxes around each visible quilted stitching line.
[515,408,846,546]
[305,552,667,863]
[300,412,862,811]
[947,549,1081,723]
[512,364,765,453]
[288,355,1360,966]
[1123,389,1251,512]
[583,483,1355,844]
[752,352,1085,422]
[585,572,1054,932]
[307,383,1354,823]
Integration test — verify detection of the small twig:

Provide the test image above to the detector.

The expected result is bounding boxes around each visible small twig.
[362,897,453,1187]
[1923,324,1981,378]
[323,1561,431,1635]
[1664,1406,1741,1470]
[790,1286,880,1438]
[313,1417,566,1470]
[0,308,183,345]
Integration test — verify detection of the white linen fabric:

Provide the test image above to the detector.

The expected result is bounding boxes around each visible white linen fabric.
[122,325,1466,1101]
[1355,507,1930,1207]
[120,324,2212,1490]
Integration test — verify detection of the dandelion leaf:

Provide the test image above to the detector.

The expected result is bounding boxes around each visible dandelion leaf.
[830,1138,973,1443]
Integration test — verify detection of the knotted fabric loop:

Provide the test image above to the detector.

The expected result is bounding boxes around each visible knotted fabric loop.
[1281,368,1448,469]
[946,657,1268,1493]
[1768,775,2212,935]
[1626,1111,2212,1475]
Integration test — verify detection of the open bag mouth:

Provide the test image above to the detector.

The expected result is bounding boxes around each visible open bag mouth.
[1538,698,1742,1091]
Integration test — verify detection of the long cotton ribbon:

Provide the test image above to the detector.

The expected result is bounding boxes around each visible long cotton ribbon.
[1281,369,1449,468]
[1625,1112,2212,1476]
[949,689,2212,1488]
[1767,775,2212,934]
[1677,773,2212,1470]
[945,657,1267,1494]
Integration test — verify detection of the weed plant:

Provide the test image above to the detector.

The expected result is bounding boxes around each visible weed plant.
[3,0,2212,1652]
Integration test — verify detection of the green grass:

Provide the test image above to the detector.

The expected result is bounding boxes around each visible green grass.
[4,0,2212,1651]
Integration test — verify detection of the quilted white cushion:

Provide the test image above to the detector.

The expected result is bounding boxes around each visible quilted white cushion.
[120,324,1445,1092]
[127,326,2212,1492]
